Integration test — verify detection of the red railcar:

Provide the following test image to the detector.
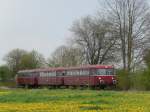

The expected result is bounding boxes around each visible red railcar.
[16,65,116,88]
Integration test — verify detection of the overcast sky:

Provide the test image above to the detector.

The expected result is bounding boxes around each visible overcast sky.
[0,0,99,64]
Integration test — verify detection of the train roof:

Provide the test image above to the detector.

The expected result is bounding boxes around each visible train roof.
[18,65,114,73]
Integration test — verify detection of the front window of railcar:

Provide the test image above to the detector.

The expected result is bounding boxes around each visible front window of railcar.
[106,69,114,75]
[17,72,31,77]
[96,68,114,75]
[97,69,106,75]
[17,73,23,77]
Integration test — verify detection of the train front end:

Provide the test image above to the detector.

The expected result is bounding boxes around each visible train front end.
[94,66,117,87]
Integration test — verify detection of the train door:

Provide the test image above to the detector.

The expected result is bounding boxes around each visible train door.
[89,69,96,86]
[33,72,39,86]
[56,70,65,86]
[79,69,90,86]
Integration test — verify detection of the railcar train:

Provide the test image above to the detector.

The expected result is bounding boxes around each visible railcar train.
[16,65,116,88]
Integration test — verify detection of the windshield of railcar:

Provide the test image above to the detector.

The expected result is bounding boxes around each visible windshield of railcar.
[96,68,114,75]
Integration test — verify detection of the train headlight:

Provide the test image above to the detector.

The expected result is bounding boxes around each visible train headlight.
[99,77,101,80]
[100,79,104,84]
[113,80,117,84]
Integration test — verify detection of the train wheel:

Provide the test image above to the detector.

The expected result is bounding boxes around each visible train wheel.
[100,85,106,89]
[65,85,69,88]
[25,85,28,89]
[72,86,77,89]
[88,85,95,90]
[56,85,61,89]
[25,84,32,89]
[17,84,25,88]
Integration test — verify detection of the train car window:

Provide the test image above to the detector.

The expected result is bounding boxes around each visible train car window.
[40,72,46,77]
[80,70,83,76]
[66,71,69,76]
[72,70,80,76]
[47,72,49,76]
[62,73,65,76]
[75,70,77,75]
[67,70,80,76]
[82,70,85,75]
[28,73,31,77]
[51,72,56,76]
[80,69,89,76]
[66,71,69,75]
[41,72,45,77]
[67,71,72,76]
[39,72,56,77]
[86,70,89,75]
[90,69,96,75]
[56,71,62,76]
[80,70,82,75]
[62,71,66,76]
[45,72,48,77]
[40,72,43,77]
[73,70,75,76]
[72,70,75,76]
[23,73,27,77]
[71,71,73,76]
[80,69,84,75]
[18,73,24,77]
[76,70,80,76]
[18,73,22,77]
[73,71,75,75]
[48,72,51,76]
[32,72,38,77]
[67,70,74,76]
[21,73,26,77]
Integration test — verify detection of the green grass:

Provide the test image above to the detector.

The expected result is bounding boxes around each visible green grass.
[0,89,150,111]
[0,81,16,87]
[0,89,117,103]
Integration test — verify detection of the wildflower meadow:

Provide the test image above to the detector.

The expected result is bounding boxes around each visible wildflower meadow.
[0,89,149,112]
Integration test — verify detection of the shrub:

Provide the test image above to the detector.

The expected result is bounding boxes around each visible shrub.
[131,70,150,90]
[0,66,12,81]
[116,70,131,90]
[116,68,150,91]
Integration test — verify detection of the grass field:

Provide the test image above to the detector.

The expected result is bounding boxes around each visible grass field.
[0,89,150,112]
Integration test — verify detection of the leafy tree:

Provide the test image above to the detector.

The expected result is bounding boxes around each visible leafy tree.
[20,50,46,69]
[0,65,12,81]
[3,49,46,76]
[3,49,27,76]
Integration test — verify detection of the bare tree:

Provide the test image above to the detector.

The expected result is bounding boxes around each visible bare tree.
[143,48,150,69]
[103,0,150,72]
[48,45,83,67]
[70,16,119,65]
